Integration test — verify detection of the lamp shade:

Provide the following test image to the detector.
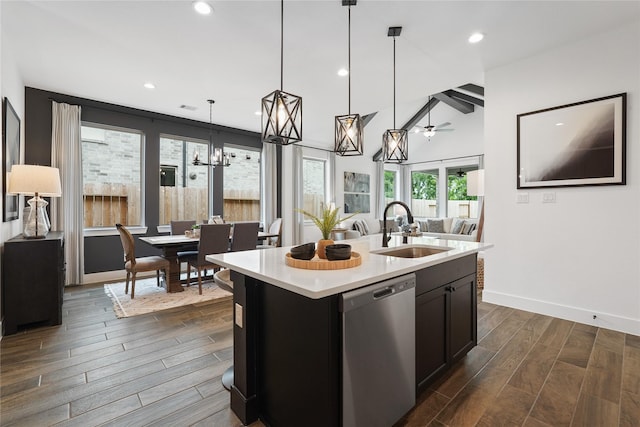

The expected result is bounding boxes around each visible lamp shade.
[8,165,62,197]
[467,169,485,197]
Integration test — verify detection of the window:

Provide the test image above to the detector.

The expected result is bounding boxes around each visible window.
[447,167,478,218]
[302,157,326,218]
[223,146,261,222]
[384,170,397,204]
[411,169,438,218]
[81,124,143,228]
[158,135,209,224]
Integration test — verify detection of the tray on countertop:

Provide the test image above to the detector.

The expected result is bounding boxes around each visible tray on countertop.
[285,251,362,270]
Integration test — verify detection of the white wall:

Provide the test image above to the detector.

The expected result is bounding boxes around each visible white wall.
[483,21,640,335]
[1,10,28,335]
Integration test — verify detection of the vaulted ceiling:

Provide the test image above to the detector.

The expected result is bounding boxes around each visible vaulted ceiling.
[3,1,639,155]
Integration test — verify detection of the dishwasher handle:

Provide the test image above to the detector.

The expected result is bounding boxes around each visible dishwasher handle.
[373,287,393,299]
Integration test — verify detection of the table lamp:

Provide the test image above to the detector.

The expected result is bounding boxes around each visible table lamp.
[8,164,62,238]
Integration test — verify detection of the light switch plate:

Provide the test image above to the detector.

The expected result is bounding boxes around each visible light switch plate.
[542,192,556,203]
[235,303,243,328]
[517,193,529,204]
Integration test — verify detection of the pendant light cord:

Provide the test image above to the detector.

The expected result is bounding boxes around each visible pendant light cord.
[348,5,351,114]
[393,35,397,129]
[208,99,214,142]
[280,0,284,91]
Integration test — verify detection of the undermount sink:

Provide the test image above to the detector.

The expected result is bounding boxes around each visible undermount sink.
[371,245,452,259]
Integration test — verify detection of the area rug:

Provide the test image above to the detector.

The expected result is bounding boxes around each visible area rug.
[104,276,231,318]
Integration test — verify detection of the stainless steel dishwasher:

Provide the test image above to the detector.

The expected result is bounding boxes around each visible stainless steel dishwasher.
[340,273,416,427]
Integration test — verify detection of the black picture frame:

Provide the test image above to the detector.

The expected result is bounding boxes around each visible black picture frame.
[2,97,20,221]
[517,93,626,189]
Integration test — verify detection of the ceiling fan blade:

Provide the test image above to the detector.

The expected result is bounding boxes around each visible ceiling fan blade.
[436,122,452,128]
[435,128,455,132]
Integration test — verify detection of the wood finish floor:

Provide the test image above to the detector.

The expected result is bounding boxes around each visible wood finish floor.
[1,284,639,426]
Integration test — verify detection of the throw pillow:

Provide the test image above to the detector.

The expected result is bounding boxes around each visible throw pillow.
[461,222,475,235]
[352,219,368,236]
[417,220,429,232]
[426,219,444,233]
[466,223,477,235]
[451,219,465,234]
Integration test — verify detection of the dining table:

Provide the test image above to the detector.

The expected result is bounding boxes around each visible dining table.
[139,230,279,293]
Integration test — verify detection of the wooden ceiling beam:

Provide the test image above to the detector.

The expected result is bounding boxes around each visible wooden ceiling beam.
[443,90,484,108]
[432,92,475,114]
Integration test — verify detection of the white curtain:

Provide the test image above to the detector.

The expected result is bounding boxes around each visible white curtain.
[328,151,336,205]
[261,142,277,230]
[375,160,385,219]
[292,145,304,245]
[400,163,411,204]
[51,102,84,285]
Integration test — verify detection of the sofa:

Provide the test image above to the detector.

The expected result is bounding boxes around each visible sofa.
[340,217,478,242]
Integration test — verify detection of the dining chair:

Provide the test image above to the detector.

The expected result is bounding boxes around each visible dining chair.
[230,222,260,252]
[183,223,232,294]
[170,220,196,235]
[172,220,198,278]
[257,217,282,249]
[116,223,170,299]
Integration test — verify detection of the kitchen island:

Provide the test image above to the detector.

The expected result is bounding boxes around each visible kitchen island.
[207,234,492,426]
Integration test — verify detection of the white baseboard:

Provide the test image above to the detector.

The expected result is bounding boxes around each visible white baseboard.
[482,289,640,336]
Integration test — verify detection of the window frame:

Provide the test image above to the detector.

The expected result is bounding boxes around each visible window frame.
[158,133,210,226]
[222,143,263,223]
[81,121,145,234]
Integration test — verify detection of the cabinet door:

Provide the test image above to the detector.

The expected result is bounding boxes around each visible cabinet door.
[448,274,477,363]
[416,286,448,393]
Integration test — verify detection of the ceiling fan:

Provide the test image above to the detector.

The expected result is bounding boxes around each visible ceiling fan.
[413,96,455,139]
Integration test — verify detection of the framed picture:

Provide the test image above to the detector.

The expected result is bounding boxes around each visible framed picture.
[344,172,370,213]
[517,93,626,189]
[3,97,20,221]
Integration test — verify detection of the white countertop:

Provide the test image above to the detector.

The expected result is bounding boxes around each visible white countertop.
[206,234,493,299]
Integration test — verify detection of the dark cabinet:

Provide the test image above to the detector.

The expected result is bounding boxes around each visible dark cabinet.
[416,285,448,387]
[3,232,65,335]
[415,254,477,393]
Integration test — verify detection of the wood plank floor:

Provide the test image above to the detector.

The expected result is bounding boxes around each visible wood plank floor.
[1,284,638,426]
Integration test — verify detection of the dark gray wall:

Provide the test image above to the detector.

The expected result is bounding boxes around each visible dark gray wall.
[24,87,277,274]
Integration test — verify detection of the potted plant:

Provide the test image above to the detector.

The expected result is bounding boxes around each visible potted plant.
[297,204,357,259]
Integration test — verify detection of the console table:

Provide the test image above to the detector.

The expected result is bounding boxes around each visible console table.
[2,232,65,335]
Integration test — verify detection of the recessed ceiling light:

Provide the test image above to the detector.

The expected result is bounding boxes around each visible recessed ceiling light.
[468,32,484,44]
[254,111,262,116]
[144,82,155,89]
[555,122,564,126]
[193,1,212,15]
[337,68,349,77]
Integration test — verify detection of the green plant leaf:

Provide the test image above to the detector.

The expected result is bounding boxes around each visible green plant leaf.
[296,206,358,240]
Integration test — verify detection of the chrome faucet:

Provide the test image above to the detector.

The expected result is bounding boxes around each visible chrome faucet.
[382,201,414,247]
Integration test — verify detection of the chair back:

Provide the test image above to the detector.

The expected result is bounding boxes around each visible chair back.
[170,220,196,235]
[231,222,260,252]
[198,223,232,264]
[116,223,136,266]
[268,218,282,247]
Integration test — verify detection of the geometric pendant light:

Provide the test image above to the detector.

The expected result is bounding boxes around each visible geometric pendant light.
[382,26,408,163]
[261,0,302,145]
[334,0,363,156]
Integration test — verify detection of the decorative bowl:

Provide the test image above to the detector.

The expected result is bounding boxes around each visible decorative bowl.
[290,242,316,260]
[325,244,352,261]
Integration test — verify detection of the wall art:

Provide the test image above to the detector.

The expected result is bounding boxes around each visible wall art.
[517,93,626,188]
